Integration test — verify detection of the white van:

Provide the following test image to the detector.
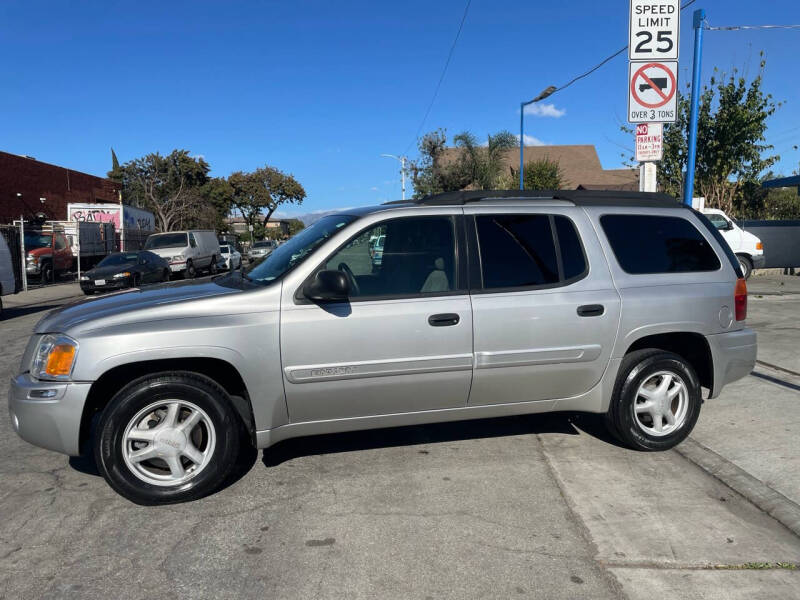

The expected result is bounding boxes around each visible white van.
[144,230,220,279]
[702,209,764,279]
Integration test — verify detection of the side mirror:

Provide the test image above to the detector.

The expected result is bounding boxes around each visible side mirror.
[304,270,349,302]
[724,221,734,231]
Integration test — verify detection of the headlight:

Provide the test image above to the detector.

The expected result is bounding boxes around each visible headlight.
[26,255,37,264]
[31,334,79,380]
[113,271,131,279]
[171,256,184,262]
[80,275,90,281]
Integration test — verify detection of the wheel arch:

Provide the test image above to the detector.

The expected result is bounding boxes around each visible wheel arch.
[79,357,256,453]
[623,332,713,393]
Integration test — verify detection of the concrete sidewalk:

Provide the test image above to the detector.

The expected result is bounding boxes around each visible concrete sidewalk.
[3,282,83,309]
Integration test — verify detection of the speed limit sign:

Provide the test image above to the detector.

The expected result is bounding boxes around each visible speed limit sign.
[629,0,680,61]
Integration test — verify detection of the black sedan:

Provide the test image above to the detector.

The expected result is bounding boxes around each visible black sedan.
[80,251,170,295]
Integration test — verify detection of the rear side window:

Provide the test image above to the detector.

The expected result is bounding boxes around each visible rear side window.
[601,215,721,274]
[475,214,586,290]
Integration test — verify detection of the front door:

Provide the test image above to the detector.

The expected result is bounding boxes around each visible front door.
[465,208,620,406]
[280,213,473,422]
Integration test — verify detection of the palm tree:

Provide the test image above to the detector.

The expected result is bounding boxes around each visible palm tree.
[452,130,518,190]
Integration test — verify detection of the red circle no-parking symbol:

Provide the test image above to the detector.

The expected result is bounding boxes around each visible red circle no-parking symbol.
[630,62,677,109]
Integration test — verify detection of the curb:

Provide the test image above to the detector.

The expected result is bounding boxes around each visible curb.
[676,437,800,539]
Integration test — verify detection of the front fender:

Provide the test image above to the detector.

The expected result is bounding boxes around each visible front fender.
[70,311,288,431]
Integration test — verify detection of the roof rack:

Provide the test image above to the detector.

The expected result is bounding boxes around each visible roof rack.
[385,189,681,208]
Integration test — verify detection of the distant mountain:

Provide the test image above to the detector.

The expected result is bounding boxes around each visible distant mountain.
[277,206,364,226]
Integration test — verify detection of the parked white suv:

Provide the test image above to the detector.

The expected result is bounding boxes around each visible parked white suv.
[144,230,220,279]
[702,209,764,278]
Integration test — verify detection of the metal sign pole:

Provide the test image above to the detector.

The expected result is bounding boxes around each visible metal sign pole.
[19,215,27,292]
[683,8,706,206]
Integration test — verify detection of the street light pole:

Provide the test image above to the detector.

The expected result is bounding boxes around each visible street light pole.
[519,86,557,190]
[380,154,407,200]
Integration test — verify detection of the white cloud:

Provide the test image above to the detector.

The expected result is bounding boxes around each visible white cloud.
[523,103,566,118]
[370,186,379,191]
[516,134,547,146]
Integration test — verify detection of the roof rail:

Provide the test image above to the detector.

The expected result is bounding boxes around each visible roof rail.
[387,189,681,208]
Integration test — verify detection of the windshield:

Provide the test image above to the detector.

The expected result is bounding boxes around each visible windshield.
[245,215,356,283]
[24,233,52,249]
[99,253,139,267]
[145,232,188,249]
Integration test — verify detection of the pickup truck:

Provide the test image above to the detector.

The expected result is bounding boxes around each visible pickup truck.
[24,230,74,283]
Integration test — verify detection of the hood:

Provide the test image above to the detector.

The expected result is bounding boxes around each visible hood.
[27,247,53,257]
[741,229,761,247]
[147,246,185,259]
[85,263,137,278]
[35,278,247,335]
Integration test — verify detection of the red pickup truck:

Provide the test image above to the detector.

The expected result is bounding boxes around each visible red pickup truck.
[24,230,74,283]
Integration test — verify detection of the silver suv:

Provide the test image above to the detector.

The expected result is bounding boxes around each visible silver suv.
[9,191,757,504]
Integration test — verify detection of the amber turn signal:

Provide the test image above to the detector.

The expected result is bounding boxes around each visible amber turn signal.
[45,343,77,376]
[755,242,763,250]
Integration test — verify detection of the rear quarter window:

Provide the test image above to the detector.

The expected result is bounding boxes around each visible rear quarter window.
[601,214,721,274]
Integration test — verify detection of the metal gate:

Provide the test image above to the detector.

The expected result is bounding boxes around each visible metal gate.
[0,224,23,293]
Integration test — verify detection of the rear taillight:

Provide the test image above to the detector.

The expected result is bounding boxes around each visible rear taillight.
[734,278,747,321]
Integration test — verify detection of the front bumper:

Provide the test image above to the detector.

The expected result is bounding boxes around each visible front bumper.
[80,279,130,293]
[751,254,766,269]
[706,328,757,399]
[8,374,92,456]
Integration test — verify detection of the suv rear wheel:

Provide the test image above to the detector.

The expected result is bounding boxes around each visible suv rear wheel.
[605,349,701,451]
[94,372,241,504]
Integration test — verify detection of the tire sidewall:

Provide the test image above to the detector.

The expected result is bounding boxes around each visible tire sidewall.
[737,255,752,279]
[94,375,238,505]
[616,354,701,451]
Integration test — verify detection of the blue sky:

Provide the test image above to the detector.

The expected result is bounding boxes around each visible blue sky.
[1,1,799,215]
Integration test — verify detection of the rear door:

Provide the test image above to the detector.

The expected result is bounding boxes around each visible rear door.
[280,211,473,422]
[465,206,621,406]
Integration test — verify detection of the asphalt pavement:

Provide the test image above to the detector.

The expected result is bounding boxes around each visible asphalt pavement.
[1,275,799,599]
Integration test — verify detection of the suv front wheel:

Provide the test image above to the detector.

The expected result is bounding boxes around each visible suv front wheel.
[94,372,241,504]
[605,349,701,451]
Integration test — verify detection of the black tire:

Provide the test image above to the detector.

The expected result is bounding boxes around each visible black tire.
[163,269,171,282]
[210,257,218,275]
[40,262,53,284]
[606,349,701,451]
[737,255,753,280]
[94,372,242,505]
[183,260,196,279]
[132,273,141,288]
[83,290,94,296]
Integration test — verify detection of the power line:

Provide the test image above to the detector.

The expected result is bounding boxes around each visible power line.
[553,0,697,94]
[404,0,472,155]
[708,24,800,31]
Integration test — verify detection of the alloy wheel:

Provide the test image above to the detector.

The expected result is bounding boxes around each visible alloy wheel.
[121,400,216,487]
[632,371,689,437]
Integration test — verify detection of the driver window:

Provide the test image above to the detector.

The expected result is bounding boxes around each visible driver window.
[54,234,67,250]
[324,216,456,298]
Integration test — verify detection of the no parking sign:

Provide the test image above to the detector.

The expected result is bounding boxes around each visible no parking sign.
[628,61,678,123]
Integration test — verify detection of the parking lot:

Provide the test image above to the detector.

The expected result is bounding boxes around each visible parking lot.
[1,274,799,599]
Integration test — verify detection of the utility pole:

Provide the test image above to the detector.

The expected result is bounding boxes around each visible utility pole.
[519,86,556,189]
[380,154,407,200]
[683,8,706,206]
